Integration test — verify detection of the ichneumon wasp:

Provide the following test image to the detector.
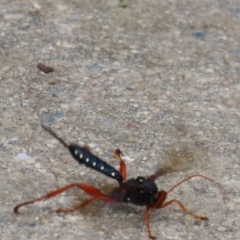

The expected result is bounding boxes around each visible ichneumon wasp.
[14,125,221,239]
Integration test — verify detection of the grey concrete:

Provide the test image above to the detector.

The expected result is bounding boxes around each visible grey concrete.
[1,0,239,239]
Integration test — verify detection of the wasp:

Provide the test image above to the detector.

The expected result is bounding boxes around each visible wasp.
[14,125,219,239]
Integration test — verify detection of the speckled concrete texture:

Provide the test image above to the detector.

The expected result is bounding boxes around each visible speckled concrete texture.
[1,0,240,239]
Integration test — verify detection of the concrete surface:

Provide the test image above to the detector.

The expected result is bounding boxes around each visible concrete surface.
[1,0,240,239]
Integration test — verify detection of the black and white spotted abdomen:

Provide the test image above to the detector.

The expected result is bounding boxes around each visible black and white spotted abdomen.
[68,145,123,183]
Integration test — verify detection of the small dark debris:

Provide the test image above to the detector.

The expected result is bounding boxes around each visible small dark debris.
[86,64,104,72]
[192,31,208,40]
[8,140,22,146]
[37,63,54,73]
[28,223,37,228]
[126,87,134,91]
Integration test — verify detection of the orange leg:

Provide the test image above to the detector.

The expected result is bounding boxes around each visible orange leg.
[14,183,116,213]
[144,207,156,240]
[113,149,127,181]
[160,199,208,220]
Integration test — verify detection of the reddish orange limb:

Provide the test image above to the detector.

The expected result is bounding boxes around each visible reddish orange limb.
[14,183,116,213]
[160,199,208,220]
[113,149,127,181]
[144,207,156,239]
